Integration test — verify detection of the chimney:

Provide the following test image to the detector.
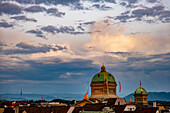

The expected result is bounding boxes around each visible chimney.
[14,106,19,113]
[153,102,156,107]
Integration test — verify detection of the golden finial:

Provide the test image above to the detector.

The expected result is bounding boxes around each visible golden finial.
[102,63,104,66]
[101,63,106,72]
[130,98,132,102]
[83,92,88,100]
[74,100,77,104]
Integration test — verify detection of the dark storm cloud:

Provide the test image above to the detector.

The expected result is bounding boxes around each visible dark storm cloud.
[125,0,138,4]
[0,2,23,15]
[25,6,65,17]
[126,4,137,8]
[25,6,46,12]
[90,0,116,3]
[104,0,116,3]
[26,30,46,39]
[1,0,80,5]
[41,25,75,34]
[0,42,66,55]
[92,4,112,10]
[113,4,170,23]
[26,30,43,35]
[152,5,164,11]
[11,15,37,22]
[115,15,130,23]
[156,10,170,23]
[70,31,91,35]
[0,21,13,28]
[0,2,65,17]
[77,26,85,31]
[132,8,154,17]
[46,8,65,17]
[0,41,7,51]
[0,58,95,82]
[106,52,170,72]
[146,0,157,3]
[131,7,170,23]
[41,25,91,35]
[80,21,95,26]
[0,41,7,47]
[41,25,57,34]
[71,3,86,10]
[120,2,126,6]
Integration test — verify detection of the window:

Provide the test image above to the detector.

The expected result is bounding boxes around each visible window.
[109,88,115,93]
[94,89,103,93]
[144,98,147,101]
[137,98,141,101]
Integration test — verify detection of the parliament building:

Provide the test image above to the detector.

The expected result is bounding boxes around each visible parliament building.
[74,64,148,106]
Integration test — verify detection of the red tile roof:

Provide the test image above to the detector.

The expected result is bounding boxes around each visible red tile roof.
[4,108,14,113]
[135,107,158,113]
[83,103,106,111]
[107,98,117,107]
[113,105,126,113]
[72,106,83,113]
[20,106,70,113]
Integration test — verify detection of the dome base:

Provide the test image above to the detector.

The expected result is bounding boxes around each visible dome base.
[90,94,118,100]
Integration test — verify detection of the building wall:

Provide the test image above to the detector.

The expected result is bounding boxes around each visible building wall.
[124,105,136,111]
[115,98,127,105]
[0,108,4,113]
[90,82,117,100]
[134,94,148,104]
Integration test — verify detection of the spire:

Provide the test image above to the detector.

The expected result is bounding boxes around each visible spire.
[140,80,142,88]
[87,82,89,94]
[83,92,88,100]
[101,63,106,72]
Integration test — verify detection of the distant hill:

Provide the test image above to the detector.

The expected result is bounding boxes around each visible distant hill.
[125,92,170,101]
[0,93,83,101]
[1,92,170,101]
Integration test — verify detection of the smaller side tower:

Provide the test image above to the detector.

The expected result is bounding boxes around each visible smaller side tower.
[134,81,148,105]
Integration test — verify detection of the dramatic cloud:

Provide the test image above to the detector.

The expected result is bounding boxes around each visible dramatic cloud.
[92,4,112,10]
[113,4,170,23]
[0,0,170,96]
[0,42,67,55]
[0,21,13,28]
[25,6,46,13]
[3,0,80,5]
[0,2,23,15]
[86,21,170,54]
[0,41,7,47]
[146,0,157,3]
[11,15,37,22]
[40,25,89,35]
[46,8,65,17]
[26,30,45,39]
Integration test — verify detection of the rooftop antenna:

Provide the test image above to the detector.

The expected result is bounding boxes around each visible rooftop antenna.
[20,88,22,101]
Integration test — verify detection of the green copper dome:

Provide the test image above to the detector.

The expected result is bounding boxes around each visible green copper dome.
[91,64,116,83]
[135,87,147,94]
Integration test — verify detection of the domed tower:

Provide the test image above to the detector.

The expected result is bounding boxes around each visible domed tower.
[90,64,118,101]
[134,82,148,105]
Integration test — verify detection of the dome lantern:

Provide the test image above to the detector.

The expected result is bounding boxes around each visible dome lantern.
[101,63,106,72]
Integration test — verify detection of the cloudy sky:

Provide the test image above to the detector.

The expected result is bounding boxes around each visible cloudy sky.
[0,0,170,97]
